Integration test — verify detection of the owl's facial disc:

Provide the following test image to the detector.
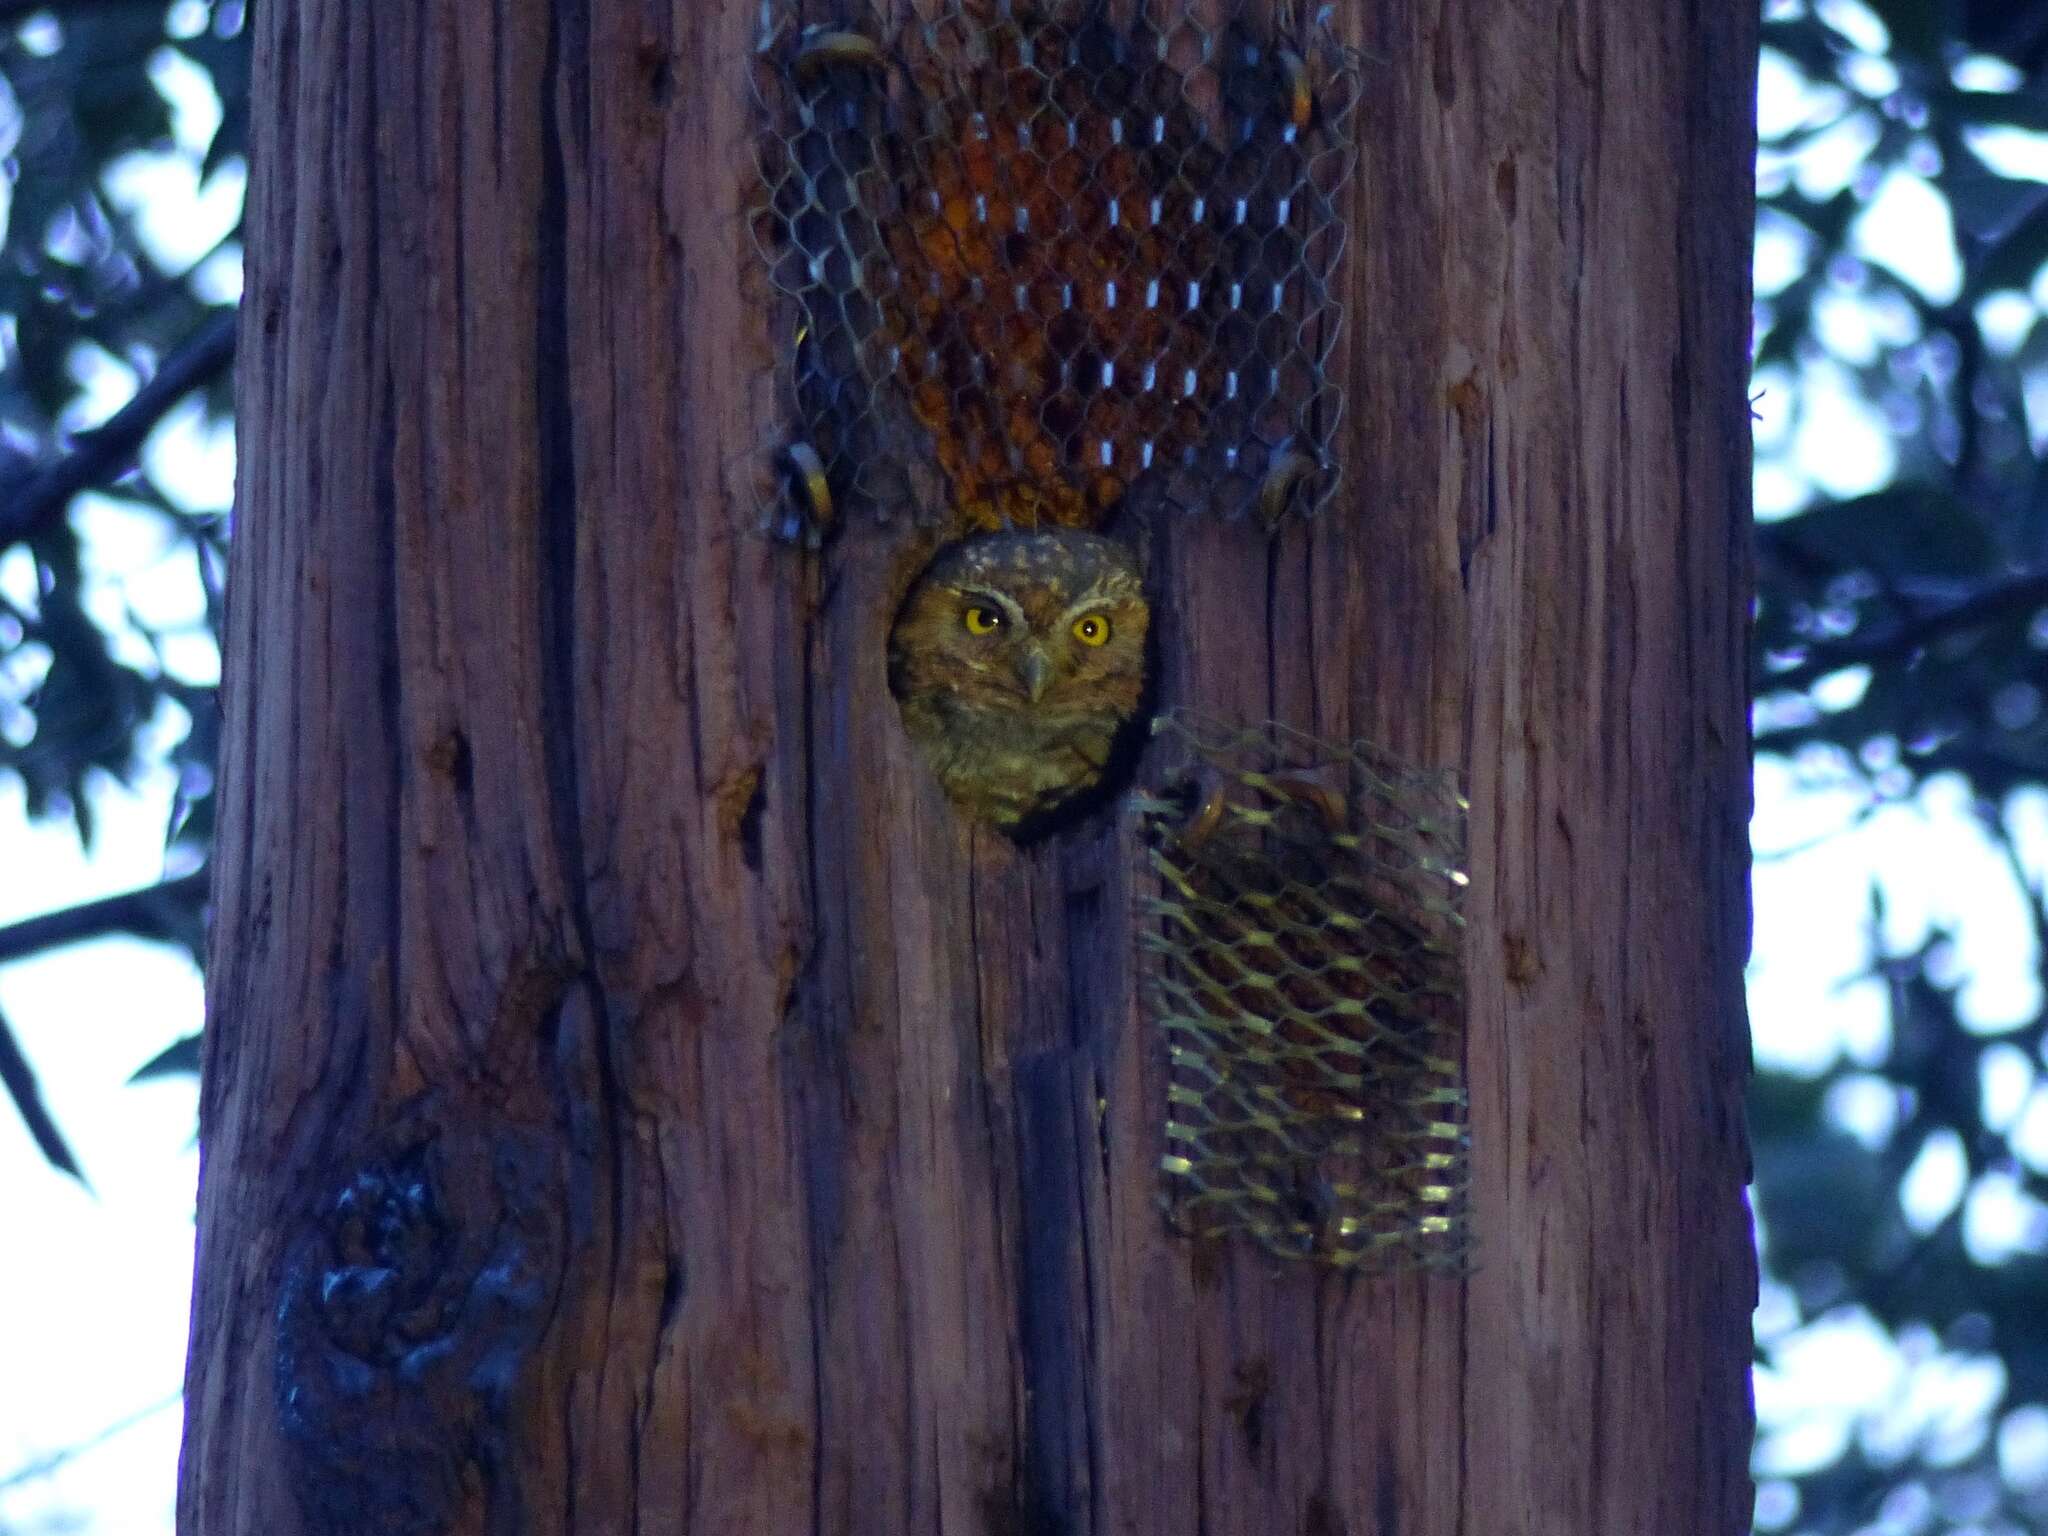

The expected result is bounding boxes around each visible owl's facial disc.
[887,529,1154,835]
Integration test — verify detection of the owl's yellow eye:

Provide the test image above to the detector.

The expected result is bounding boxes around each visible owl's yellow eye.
[963,605,1003,636]
[1072,614,1111,647]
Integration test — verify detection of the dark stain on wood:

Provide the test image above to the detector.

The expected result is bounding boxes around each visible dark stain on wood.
[1225,1357,1274,1459]
[1306,1491,1352,1536]
[1503,930,1542,990]
[274,1115,563,1536]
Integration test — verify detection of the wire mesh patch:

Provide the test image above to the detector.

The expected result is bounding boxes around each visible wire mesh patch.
[750,2,1363,543]
[1136,714,1471,1270]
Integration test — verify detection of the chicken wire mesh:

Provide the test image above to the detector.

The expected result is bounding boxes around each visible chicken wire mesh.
[750,1,1363,543]
[1134,713,1471,1270]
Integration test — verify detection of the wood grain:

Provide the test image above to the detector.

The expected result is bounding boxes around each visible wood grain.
[180,2,1759,1533]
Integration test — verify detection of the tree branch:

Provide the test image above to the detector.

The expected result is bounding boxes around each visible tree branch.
[0,1393,181,1491]
[0,870,209,967]
[0,310,237,549]
[1756,571,2048,696]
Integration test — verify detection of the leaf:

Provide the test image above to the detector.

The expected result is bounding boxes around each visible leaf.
[0,1007,87,1186]
[128,1033,200,1082]
[202,94,246,181]
[1940,163,2048,250]
[1973,186,2048,292]
[1946,86,2048,135]
[1857,0,1943,64]
[1759,485,2003,589]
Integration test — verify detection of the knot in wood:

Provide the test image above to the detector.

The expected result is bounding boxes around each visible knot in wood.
[273,1120,564,1536]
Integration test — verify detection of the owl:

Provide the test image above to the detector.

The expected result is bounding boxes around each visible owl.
[888,529,1150,832]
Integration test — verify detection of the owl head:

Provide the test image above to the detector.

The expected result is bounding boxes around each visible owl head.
[888,529,1152,833]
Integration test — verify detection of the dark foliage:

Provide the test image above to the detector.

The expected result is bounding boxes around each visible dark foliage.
[1750,1,2048,1530]
[0,0,237,1181]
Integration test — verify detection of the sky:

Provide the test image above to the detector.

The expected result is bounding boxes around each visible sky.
[0,26,230,1531]
[0,770,198,1536]
[5,2,2048,1532]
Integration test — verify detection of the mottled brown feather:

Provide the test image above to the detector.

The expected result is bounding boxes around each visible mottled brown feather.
[889,530,1149,829]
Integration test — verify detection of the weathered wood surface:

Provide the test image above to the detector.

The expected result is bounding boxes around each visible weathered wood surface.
[180,3,1759,1534]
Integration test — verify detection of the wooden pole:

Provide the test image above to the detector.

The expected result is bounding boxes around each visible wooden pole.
[180,3,1757,1533]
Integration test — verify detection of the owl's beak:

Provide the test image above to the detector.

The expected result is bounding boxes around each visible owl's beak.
[1016,648,1054,703]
